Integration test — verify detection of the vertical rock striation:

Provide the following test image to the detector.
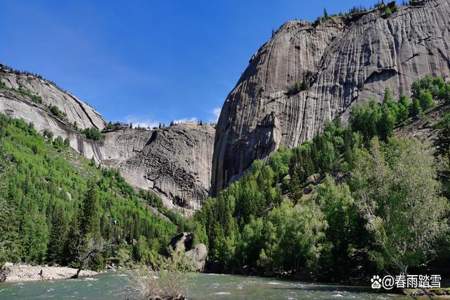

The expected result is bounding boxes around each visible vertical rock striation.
[212,0,450,193]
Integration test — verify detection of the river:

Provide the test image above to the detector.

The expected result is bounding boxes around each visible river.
[0,272,406,299]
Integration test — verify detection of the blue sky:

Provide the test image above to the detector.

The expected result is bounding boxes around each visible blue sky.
[1,0,384,126]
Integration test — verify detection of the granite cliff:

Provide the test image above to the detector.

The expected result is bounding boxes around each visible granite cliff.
[104,123,215,212]
[212,0,450,193]
[0,65,214,212]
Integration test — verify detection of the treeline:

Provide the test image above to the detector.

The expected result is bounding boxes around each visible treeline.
[313,0,431,26]
[194,76,450,282]
[0,114,179,270]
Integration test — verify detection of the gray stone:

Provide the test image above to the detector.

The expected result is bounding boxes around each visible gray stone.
[168,233,207,271]
[185,244,208,271]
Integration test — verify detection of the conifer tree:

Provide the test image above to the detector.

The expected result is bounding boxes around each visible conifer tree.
[47,205,67,264]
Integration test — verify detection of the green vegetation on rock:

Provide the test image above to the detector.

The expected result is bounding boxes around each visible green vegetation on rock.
[48,105,66,119]
[81,127,103,141]
[0,114,177,269]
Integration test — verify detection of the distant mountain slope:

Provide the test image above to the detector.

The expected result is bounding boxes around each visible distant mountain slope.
[0,64,105,130]
[0,65,214,212]
[212,0,450,193]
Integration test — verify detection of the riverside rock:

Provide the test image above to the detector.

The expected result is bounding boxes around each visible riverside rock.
[212,0,450,193]
[168,233,208,271]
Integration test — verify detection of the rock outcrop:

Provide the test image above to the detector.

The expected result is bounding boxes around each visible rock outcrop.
[116,123,215,211]
[212,0,450,193]
[0,65,105,130]
[0,65,214,212]
[168,232,208,271]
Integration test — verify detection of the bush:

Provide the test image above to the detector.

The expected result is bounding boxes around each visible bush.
[130,267,186,300]
[383,7,393,17]
[42,129,54,139]
[418,90,435,111]
[52,136,66,149]
[17,87,43,104]
[412,75,450,102]
[286,81,308,96]
[409,98,422,117]
[49,105,65,119]
[81,127,103,141]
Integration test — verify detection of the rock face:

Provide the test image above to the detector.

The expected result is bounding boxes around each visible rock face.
[95,123,215,212]
[0,65,105,130]
[185,244,208,271]
[0,65,214,211]
[117,123,215,211]
[0,64,110,161]
[212,0,450,193]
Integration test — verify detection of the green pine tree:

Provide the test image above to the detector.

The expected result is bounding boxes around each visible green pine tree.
[47,205,67,264]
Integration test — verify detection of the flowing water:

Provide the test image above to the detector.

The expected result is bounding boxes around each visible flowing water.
[0,272,406,300]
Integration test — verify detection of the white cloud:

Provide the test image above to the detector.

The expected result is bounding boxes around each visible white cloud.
[173,117,198,124]
[211,106,221,122]
[124,116,160,129]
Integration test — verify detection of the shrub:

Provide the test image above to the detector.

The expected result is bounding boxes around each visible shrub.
[409,98,422,117]
[42,129,54,139]
[130,267,186,300]
[52,136,70,149]
[286,81,308,96]
[49,105,65,119]
[17,87,43,104]
[418,90,435,110]
[30,95,43,104]
[81,127,103,141]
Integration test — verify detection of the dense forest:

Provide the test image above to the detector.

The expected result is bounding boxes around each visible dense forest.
[194,76,450,282]
[0,115,182,270]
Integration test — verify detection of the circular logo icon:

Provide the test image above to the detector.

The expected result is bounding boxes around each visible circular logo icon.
[382,275,395,290]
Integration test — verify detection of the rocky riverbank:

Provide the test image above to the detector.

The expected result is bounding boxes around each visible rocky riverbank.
[0,263,98,282]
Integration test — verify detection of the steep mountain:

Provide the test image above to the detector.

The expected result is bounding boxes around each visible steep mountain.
[0,65,214,211]
[212,0,450,193]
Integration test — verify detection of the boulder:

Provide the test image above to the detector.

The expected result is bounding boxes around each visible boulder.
[168,233,208,271]
[185,244,208,271]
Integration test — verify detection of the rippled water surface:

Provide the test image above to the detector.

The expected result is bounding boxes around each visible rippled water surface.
[0,272,406,299]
